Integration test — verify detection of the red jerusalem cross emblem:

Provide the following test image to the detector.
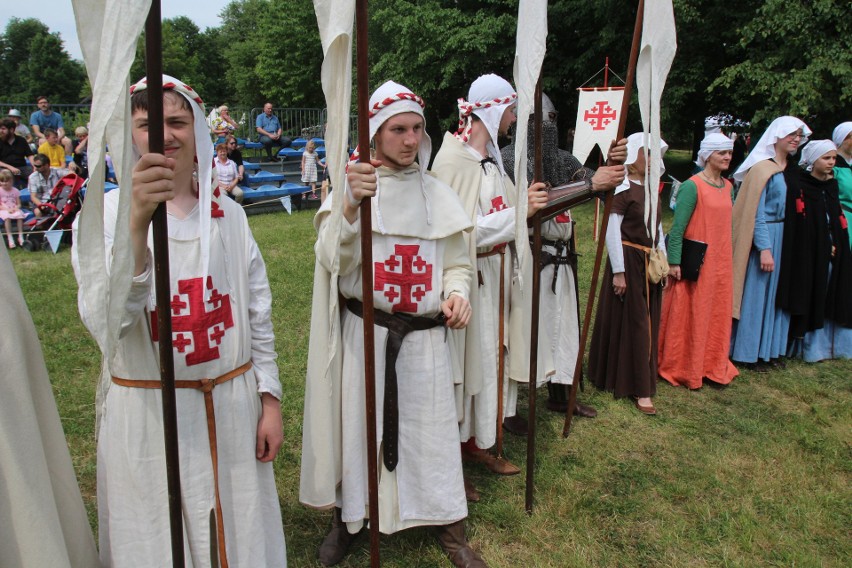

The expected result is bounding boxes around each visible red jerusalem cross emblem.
[488,196,507,214]
[150,276,234,366]
[374,244,433,313]
[584,101,617,131]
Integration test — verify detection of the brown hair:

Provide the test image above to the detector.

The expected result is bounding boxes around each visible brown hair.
[215,143,229,153]
[0,170,13,183]
[130,89,192,114]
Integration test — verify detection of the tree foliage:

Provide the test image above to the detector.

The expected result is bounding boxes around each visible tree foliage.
[0,18,86,103]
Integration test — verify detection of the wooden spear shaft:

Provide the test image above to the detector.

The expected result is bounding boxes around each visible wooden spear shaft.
[144,2,185,566]
[563,0,645,438]
[355,0,381,565]
[525,75,544,514]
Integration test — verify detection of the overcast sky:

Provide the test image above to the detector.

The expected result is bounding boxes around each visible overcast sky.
[4,1,233,61]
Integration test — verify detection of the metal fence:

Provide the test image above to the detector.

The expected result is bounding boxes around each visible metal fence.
[1,102,359,148]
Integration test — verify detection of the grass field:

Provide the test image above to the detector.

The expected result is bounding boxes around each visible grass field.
[9,153,851,567]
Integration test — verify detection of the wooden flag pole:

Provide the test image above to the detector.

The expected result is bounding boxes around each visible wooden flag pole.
[564,0,645,438]
[355,0,381,565]
[525,75,544,514]
[144,2,185,566]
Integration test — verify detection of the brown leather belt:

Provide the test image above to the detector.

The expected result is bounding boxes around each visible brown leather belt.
[345,298,444,472]
[111,361,252,568]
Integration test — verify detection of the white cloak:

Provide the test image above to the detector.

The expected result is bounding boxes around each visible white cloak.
[73,191,286,567]
[302,164,472,533]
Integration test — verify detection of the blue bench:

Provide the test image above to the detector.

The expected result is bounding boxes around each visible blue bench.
[247,171,286,184]
[242,162,261,171]
[277,147,303,159]
[242,183,309,201]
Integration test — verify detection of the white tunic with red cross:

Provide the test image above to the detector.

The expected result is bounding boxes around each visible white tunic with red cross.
[87,192,286,568]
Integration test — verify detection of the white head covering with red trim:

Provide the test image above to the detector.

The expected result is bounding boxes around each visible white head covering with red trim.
[347,80,433,232]
[454,74,517,175]
[130,75,220,294]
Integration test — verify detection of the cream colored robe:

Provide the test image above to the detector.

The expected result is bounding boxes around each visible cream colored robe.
[300,164,473,533]
[0,245,99,568]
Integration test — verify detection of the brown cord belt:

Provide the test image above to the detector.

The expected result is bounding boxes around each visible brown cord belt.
[111,360,252,568]
[622,241,653,362]
[476,244,506,286]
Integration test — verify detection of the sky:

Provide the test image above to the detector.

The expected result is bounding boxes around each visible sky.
[4,1,233,61]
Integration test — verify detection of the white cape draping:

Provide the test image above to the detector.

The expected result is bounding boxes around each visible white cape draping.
[300,0,354,508]
[71,0,150,434]
[512,0,548,287]
[636,0,677,240]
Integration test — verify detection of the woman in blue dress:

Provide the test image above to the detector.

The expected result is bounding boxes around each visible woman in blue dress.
[730,116,811,369]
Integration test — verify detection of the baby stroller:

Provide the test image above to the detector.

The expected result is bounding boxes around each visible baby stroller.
[22,173,86,252]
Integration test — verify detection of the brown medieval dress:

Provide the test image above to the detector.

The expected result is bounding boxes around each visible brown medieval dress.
[589,181,663,399]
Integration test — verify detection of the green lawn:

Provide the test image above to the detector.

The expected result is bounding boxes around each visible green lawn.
[9,174,851,566]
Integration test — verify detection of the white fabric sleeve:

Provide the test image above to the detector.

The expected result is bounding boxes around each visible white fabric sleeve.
[476,207,515,248]
[657,221,667,255]
[442,232,473,300]
[247,234,282,399]
[606,213,625,273]
[315,208,361,276]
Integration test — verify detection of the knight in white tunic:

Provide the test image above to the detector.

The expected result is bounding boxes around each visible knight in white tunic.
[431,75,548,484]
[301,81,487,568]
[72,77,287,568]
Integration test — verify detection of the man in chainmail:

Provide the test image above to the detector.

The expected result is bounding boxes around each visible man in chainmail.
[501,93,601,423]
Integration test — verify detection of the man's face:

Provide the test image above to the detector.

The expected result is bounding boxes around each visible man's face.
[46,132,59,145]
[374,112,423,171]
[8,116,20,125]
[0,125,8,140]
[37,98,50,112]
[35,160,50,175]
[132,96,196,166]
[264,103,273,116]
[499,105,517,136]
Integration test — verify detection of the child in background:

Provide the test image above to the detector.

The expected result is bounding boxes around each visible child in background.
[37,128,66,168]
[301,140,323,200]
[0,170,26,248]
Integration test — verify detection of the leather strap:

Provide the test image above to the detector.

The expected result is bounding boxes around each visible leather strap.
[111,360,252,568]
[532,237,577,293]
[346,298,444,471]
[476,243,506,259]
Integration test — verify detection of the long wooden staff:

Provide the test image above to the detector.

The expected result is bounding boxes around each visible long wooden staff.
[563,0,645,438]
[144,2,185,566]
[355,0,381,565]
[525,76,544,514]
[495,248,506,460]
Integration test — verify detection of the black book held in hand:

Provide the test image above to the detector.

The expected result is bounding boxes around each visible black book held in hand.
[680,238,708,281]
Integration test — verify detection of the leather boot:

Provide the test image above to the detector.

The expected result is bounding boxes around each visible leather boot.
[318,507,361,566]
[464,476,481,502]
[462,446,520,476]
[546,381,569,413]
[435,520,488,567]
[502,414,528,436]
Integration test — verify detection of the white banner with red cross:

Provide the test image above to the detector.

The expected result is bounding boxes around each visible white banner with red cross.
[572,87,625,165]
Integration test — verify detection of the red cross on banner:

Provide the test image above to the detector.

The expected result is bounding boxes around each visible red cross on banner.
[374,244,433,313]
[583,101,617,131]
[150,276,234,365]
[488,196,507,215]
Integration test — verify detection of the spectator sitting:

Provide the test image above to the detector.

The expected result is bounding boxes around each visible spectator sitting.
[211,105,239,143]
[255,102,290,162]
[37,129,66,168]
[225,135,245,184]
[215,143,243,203]
[7,110,33,145]
[29,96,73,154]
[27,153,70,218]
[71,126,89,178]
[0,118,35,189]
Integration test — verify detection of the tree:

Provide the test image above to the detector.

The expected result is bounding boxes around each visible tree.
[710,0,851,137]
[0,18,86,103]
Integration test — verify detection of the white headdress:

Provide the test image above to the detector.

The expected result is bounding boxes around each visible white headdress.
[832,122,852,149]
[695,132,734,168]
[798,139,837,171]
[733,116,811,181]
[454,74,517,175]
[615,132,669,195]
[130,75,219,295]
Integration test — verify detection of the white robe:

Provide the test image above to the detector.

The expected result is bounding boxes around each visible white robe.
[307,164,472,534]
[73,191,287,567]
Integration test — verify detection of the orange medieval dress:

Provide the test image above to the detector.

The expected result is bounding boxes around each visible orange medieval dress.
[658,175,739,388]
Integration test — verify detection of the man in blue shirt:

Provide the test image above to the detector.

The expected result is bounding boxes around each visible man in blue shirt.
[29,96,72,155]
[255,102,291,162]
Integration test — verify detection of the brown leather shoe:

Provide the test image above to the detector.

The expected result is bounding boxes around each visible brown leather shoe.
[502,414,528,436]
[573,402,598,418]
[318,507,361,566]
[464,476,481,502]
[435,520,488,567]
[462,447,521,476]
[634,399,657,416]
